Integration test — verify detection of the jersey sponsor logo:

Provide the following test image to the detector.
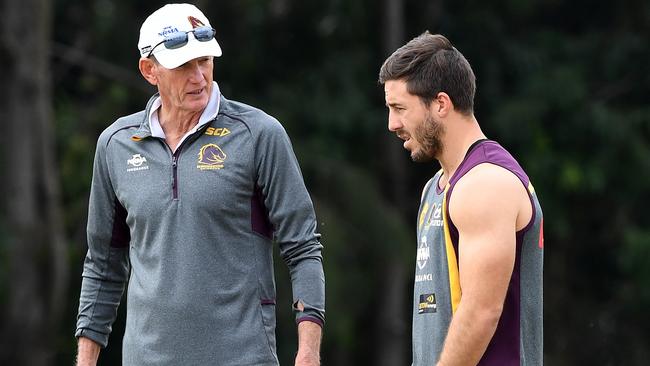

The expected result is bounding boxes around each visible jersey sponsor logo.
[204,127,231,137]
[425,203,443,228]
[418,293,437,314]
[418,202,429,231]
[417,236,430,270]
[127,154,149,172]
[415,273,433,282]
[197,143,226,170]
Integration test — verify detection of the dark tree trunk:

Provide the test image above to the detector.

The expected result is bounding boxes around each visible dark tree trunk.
[0,0,69,364]
[376,0,409,365]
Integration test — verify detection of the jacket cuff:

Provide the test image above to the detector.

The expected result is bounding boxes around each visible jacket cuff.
[75,327,109,348]
[293,299,325,327]
[296,315,324,328]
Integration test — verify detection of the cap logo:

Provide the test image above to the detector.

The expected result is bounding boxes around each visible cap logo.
[188,16,205,29]
[158,26,180,37]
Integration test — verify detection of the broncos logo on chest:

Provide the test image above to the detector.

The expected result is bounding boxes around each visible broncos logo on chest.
[197,143,227,170]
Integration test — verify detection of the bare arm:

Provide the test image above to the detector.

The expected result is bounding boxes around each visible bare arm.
[437,164,531,366]
[76,337,100,366]
[295,321,322,366]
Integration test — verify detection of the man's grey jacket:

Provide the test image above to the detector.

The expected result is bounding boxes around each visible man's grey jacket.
[76,92,325,365]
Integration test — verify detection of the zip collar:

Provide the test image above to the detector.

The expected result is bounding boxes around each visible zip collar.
[131,81,222,142]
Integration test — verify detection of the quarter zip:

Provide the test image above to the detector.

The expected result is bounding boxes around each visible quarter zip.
[171,152,179,200]
[151,120,216,201]
[166,123,214,201]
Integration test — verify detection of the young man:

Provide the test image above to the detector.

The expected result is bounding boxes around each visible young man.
[75,4,324,365]
[379,32,543,366]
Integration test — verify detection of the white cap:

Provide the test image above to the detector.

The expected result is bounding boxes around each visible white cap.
[138,3,222,69]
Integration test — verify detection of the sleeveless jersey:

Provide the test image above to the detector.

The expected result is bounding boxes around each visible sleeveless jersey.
[412,140,543,366]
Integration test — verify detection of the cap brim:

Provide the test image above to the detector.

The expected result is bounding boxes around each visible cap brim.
[153,39,222,69]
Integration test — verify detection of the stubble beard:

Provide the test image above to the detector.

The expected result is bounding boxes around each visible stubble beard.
[411,113,444,163]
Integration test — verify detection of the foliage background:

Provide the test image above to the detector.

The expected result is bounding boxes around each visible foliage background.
[1,0,649,365]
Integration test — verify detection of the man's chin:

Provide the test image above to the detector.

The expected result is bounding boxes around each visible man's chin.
[185,98,209,112]
[411,149,436,163]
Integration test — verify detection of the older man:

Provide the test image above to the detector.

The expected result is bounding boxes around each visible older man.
[75,4,324,365]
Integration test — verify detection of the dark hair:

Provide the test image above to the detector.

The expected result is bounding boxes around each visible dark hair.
[378,32,476,115]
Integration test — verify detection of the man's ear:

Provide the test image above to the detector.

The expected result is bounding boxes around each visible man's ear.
[139,58,158,86]
[433,92,453,118]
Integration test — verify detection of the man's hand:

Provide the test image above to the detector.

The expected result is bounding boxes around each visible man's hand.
[76,337,100,366]
[295,321,322,366]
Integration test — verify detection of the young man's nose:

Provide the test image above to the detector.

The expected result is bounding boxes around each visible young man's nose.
[388,112,402,132]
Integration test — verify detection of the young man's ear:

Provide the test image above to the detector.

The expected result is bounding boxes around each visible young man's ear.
[433,92,453,118]
[139,57,158,86]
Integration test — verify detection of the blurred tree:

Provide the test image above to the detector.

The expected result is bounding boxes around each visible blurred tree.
[375,0,410,365]
[0,0,69,364]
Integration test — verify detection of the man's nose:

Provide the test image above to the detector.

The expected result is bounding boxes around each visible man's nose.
[387,112,402,132]
[187,61,204,82]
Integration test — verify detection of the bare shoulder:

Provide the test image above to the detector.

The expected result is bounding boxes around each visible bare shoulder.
[449,163,530,232]
[453,163,525,198]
